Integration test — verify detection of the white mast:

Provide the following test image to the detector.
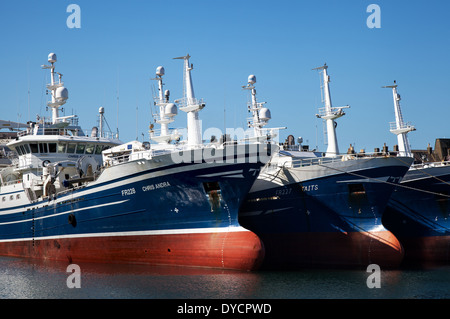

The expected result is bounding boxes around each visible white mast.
[155,66,169,138]
[98,107,104,137]
[242,75,271,139]
[314,64,349,157]
[383,81,415,157]
[41,53,69,124]
[150,66,179,144]
[174,54,205,146]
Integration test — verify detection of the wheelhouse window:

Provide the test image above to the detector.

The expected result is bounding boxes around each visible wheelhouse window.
[57,143,67,153]
[38,143,48,153]
[16,144,31,155]
[19,145,26,155]
[48,143,57,153]
[76,144,86,154]
[29,143,38,153]
[85,144,95,154]
[23,144,31,154]
[95,145,103,154]
[67,143,76,154]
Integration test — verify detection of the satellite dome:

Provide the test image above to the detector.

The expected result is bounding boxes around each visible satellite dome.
[165,103,177,117]
[156,66,165,76]
[48,53,57,63]
[248,74,256,85]
[99,107,105,114]
[259,107,271,121]
[55,86,69,101]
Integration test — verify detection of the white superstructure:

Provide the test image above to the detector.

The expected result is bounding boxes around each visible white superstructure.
[0,53,121,205]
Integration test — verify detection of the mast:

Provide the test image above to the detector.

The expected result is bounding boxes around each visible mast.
[154,66,169,138]
[174,54,205,146]
[383,81,415,157]
[99,107,105,138]
[150,66,178,144]
[314,64,349,157]
[242,75,271,139]
[41,53,69,124]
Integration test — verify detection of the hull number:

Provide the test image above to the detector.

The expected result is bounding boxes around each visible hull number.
[121,188,136,196]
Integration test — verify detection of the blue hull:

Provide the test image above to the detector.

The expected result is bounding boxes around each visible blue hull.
[383,164,450,264]
[0,163,257,239]
[239,157,412,268]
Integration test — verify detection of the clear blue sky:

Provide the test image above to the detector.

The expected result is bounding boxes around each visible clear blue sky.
[1,0,449,153]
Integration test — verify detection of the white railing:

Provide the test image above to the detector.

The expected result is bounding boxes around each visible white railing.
[316,106,349,118]
[149,128,183,138]
[389,121,415,132]
[411,160,450,169]
[176,97,205,109]
[17,127,117,139]
[287,152,395,169]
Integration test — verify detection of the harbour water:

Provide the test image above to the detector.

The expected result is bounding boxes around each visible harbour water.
[1,256,448,300]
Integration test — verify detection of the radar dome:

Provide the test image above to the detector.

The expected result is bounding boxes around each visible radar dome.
[165,103,177,117]
[156,66,165,76]
[55,87,69,101]
[248,74,256,85]
[259,107,271,121]
[99,107,105,114]
[48,53,57,63]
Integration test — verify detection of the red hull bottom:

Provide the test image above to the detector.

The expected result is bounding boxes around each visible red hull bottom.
[259,230,404,269]
[0,231,265,271]
[400,235,450,265]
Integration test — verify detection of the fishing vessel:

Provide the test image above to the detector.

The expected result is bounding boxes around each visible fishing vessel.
[0,53,274,271]
[381,82,450,264]
[239,66,413,269]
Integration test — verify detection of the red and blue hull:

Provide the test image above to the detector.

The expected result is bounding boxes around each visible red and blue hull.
[383,164,450,265]
[0,146,274,271]
[239,156,412,269]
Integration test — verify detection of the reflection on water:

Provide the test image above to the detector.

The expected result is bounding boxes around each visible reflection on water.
[0,256,448,299]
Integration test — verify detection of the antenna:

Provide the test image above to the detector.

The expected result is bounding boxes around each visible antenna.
[116,67,120,139]
[27,59,30,122]
[98,106,105,138]
[312,63,328,71]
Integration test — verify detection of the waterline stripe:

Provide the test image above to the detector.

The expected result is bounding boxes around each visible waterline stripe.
[0,226,250,243]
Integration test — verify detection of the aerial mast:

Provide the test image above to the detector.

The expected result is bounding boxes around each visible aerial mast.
[314,64,349,157]
[173,54,205,146]
[383,81,415,157]
[242,74,271,139]
[150,66,179,144]
[41,53,69,124]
